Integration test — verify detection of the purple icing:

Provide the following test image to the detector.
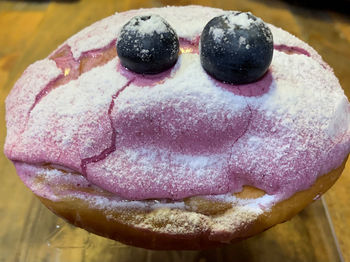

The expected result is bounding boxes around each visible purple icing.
[274,44,311,57]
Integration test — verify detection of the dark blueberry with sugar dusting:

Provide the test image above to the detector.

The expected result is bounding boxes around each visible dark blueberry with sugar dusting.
[200,12,273,84]
[117,15,179,74]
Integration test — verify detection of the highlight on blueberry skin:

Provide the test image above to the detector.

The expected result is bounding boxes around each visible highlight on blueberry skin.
[116,15,179,74]
[200,12,274,84]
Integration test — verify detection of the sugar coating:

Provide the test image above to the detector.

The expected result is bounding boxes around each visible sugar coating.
[221,12,273,45]
[6,59,128,170]
[5,60,62,157]
[123,14,168,35]
[210,27,224,42]
[64,6,223,60]
[226,12,260,28]
[4,6,350,206]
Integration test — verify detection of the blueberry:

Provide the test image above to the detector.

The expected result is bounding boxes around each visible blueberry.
[200,12,273,84]
[117,15,179,74]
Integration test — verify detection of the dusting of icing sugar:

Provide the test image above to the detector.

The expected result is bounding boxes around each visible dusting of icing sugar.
[207,192,276,210]
[270,26,325,66]
[80,78,135,175]
[66,14,122,60]
[137,208,210,234]
[207,11,273,47]
[5,6,350,205]
[86,145,230,200]
[210,27,224,42]
[122,14,168,35]
[212,70,273,97]
[65,6,223,59]
[28,41,117,124]
[117,60,175,86]
[274,44,310,57]
[209,205,262,241]
[238,36,246,46]
[14,161,274,235]
[224,11,262,30]
[327,96,350,141]
[9,58,129,171]
[4,59,62,158]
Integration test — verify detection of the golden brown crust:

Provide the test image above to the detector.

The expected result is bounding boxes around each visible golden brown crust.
[36,157,347,250]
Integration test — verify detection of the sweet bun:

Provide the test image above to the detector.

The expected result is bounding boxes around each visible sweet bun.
[5,6,350,250]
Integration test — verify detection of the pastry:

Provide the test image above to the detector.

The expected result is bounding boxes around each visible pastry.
[4,5,350,250]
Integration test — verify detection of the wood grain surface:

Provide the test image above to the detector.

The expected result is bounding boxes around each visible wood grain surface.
[0,0,349,261]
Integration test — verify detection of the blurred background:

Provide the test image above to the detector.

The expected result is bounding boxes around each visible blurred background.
[0,0,349,261]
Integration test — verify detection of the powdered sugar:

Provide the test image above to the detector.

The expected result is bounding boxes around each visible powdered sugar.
[14,161,274,235]
[66,14,123,60]
[4,59,62,157]
[210,27,224,42]
[214,11,273,44]
[5,6,350,206]
[225,11,262,30]
[122,14,168,35]
[65,6,223,59]
[327,96,350,140]
[8,58,129,171]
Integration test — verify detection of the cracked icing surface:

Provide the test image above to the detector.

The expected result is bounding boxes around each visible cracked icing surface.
[5,6,350,209]
[80,79,135,174]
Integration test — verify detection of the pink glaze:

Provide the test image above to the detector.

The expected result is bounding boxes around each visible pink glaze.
[274,44,311,57]
[117,63,172,87]
[117,38,199,87]
[4,6,350,202]
[28,76,64,115]
[81,79,134,174]
[215,70,273,97]
[51,45,80,72]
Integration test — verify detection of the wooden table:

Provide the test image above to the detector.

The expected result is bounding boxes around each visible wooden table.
[1,0,349,261]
